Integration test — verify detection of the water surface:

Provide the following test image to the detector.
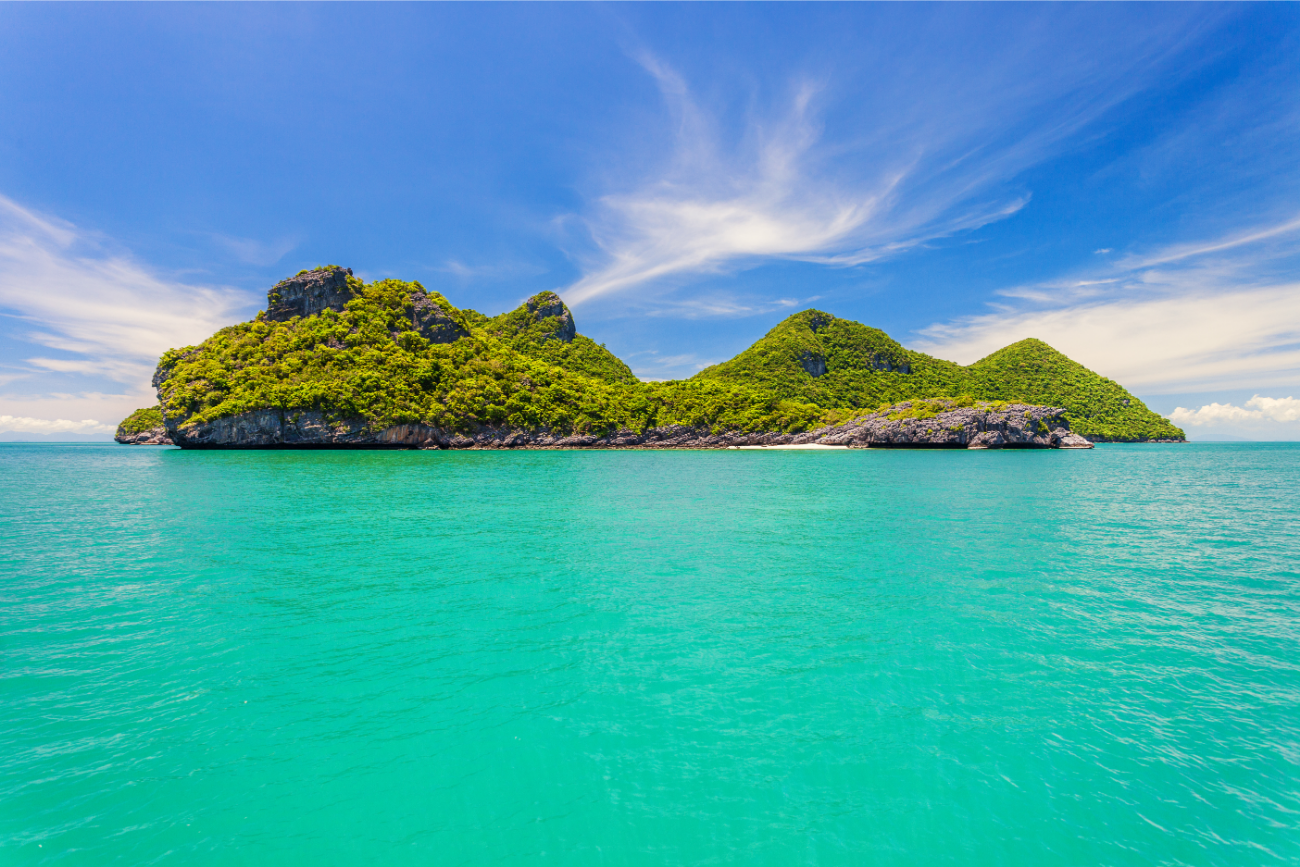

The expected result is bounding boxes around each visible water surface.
[2,443,1297,865]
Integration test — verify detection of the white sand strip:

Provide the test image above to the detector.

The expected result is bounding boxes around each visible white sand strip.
[729,443,850,450]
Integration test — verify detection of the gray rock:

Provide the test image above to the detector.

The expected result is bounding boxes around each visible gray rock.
[967,430,1005,449]
[157,399,1094,451]
[114,427,172,445]
[1056,432,1094,449]
[266,266,356,322]
[792,401,1092,449]
[799,351,828,377]
[409,293,469,344]
[522,292,576,343]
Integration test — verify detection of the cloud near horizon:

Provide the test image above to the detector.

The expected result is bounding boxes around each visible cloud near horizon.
[0,194,255,429]
[1169,395,1300,427]
[0,414,114,435]
[914,215,1300,395]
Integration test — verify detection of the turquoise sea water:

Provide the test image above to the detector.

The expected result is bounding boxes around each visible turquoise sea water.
[1,443,1297,866]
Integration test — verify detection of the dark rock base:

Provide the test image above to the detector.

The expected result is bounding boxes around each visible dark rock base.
[160,402,1097,451]
[115,427,173,445]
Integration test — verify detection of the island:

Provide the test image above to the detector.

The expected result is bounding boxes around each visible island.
[117,265,1185,449]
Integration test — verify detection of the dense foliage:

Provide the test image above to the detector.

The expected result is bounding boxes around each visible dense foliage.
[142,277,1183,442]
[961,339,1183,441]
[153,280,824,437]
[694,311,1184,441]
[116,406,165,436]
[481,291,638,385]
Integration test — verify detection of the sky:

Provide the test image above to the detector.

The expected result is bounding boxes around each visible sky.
[1,3,1298,441]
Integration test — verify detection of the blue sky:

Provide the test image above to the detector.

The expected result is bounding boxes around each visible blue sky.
[1,3,1298,439]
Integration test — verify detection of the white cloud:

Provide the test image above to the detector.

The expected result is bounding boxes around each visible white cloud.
[1170,395,1300,427]
[0,201,256,370]
[0,196,253,378]
[559,11,1223,314]
[559,68,1029,308]
[0,194,256,426]
[0,414,114,435]
[914,215,1300,394]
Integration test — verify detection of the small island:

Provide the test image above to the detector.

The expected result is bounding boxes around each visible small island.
[118,266,1184,450]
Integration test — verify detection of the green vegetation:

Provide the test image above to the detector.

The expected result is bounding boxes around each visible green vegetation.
[116,406,165,436]
[140,275,1183,442]
[482,291,637,385]
[153,279,823,438]
[694,311,1183,441]
[961,339,1181,440]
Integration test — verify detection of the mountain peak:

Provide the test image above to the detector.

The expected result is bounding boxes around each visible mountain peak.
[266,265,358,322]
[493,291,576,344]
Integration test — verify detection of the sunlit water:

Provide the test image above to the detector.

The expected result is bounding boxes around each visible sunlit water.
[2,443,1297,866]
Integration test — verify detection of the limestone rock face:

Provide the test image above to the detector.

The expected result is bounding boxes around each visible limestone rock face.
[1057,432,1094,449]
[114,427,172,445]
[799,351,827,377]
[161,411,812,450]
[410,293,469,344]
[158,400,1093,451]
[523,292,576,343]
[795,401,1093,449]
[868,354,911,373]
[266,266,356,322]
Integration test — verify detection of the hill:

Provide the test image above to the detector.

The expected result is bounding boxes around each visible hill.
[132,267,1183,446]
[693,310,1183,441]
[148,267,825,445]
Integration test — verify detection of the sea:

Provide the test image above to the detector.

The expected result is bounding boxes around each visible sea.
[2,443,1297,866]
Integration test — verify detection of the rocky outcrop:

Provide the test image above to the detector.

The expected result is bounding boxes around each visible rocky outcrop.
[798,351,827,377]
[114,427,172,445]
[868,354,911,373]
[162,411,803,450]
[266,266,356,322]
[796,401,1093,449]
[530,293,575,342]
[409,292,469,344]
[114,405,174,445]
[159,400,1092,450]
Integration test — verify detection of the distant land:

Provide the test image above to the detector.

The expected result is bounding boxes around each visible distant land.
[117,266,1185,450]
[0,432,113,443]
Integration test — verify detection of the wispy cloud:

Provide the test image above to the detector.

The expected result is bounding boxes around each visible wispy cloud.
[1119,214,1300,270]
[0,195,254,380]
[640,293,812,321]
[0,194,256,426]
[914,215,1300,394]
[561,20,1212,311]
[209,232,300,267]
[562,61,1027,308]
[436,259,548,281]
[623,349,720,382]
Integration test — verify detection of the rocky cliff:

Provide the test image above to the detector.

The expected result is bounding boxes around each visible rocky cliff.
[115,406,173,445]
[115,427,173,445]
[795,400,1093,449]
[161,399,1091,450]
[266,266,358,322]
